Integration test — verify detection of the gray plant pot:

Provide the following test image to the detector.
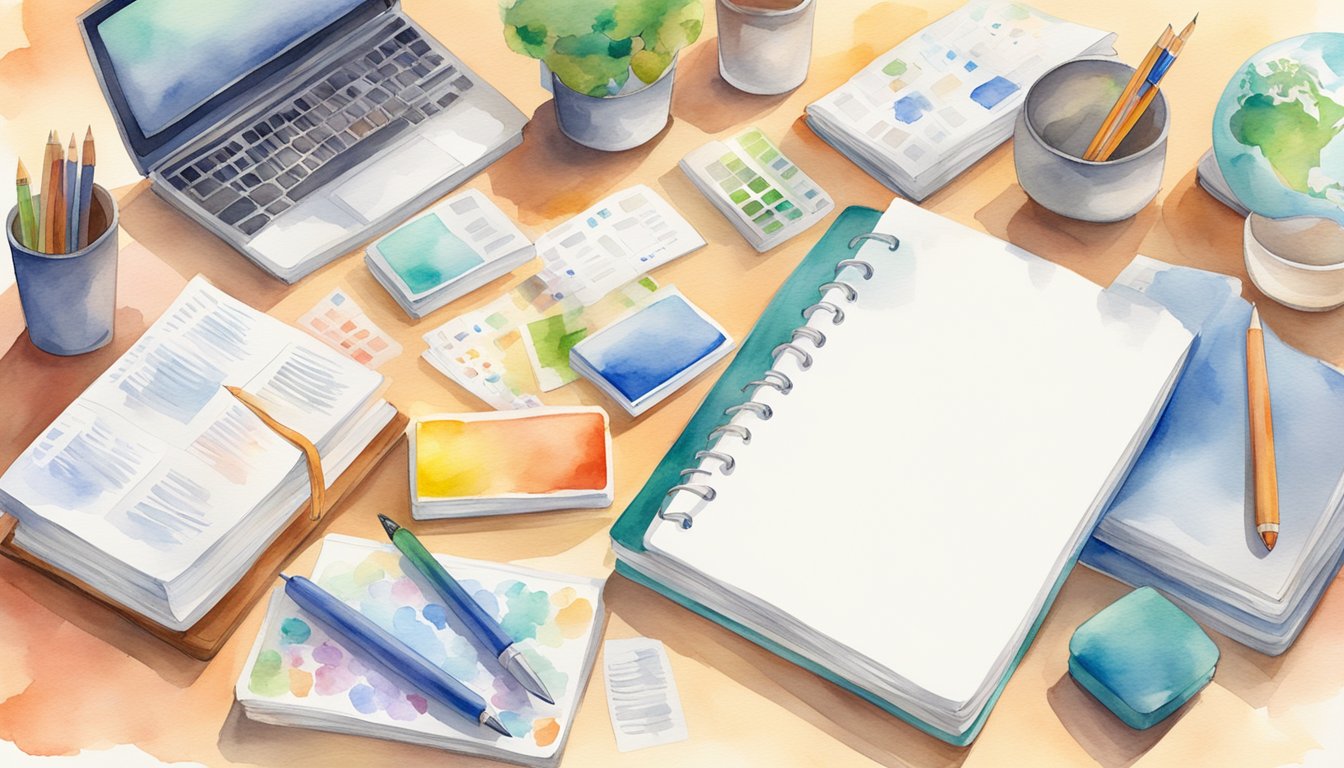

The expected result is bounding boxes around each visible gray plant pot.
[551,62,676,152]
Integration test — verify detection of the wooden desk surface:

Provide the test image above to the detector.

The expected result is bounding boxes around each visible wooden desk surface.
[3,1,1344,765]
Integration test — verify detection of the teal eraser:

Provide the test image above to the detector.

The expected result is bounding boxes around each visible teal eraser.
[1068,586,1219,730]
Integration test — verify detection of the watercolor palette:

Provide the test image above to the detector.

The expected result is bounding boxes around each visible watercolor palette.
[569,290,734,417]
[421,276,659,410]
[236,535,605,767]
[680,128,833,251]
[806,0,1114,200]
[366,189,535,319]
[533,185,705,306]
[297,289,403,369]
[410,407,613,518]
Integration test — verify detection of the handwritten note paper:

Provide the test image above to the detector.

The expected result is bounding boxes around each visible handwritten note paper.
[602,638,688,752]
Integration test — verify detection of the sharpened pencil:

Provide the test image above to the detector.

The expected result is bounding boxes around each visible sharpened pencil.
[16,160,37,250]
[38,130,60,253]
[1083,25,1172,161]
[1096,15,1197,161]
[77,127,96,249]
[1247,305,1279,551]
[64,134,78,253]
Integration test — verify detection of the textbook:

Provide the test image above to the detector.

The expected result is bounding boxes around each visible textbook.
[0,277,397,634]
[806,0,1115,201]
[610,201,1193,745]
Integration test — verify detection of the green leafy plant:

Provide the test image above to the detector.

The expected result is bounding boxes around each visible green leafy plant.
[501,0,703,97]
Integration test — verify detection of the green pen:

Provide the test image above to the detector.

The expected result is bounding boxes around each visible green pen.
[379,515,556,705]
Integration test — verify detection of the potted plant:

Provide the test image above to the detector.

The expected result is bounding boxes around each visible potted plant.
[501,0,704,151]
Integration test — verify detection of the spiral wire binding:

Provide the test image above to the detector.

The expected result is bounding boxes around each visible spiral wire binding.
[659,231,896,529]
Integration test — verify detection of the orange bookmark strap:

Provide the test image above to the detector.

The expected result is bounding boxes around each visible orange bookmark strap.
[224,385,327,521]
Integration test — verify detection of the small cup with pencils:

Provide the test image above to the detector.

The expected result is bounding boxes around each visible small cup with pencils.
[7,127,117,356]
[1014,18,1196,223]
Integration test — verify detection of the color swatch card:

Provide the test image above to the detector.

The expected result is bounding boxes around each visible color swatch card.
[806,1,1114,200]
[366,190,535,319]
[570,289,735,417]
[534,185,705,306]
[521,277,661,392]
[603,638,688,752]
[680,128,833,252]
[297,289,403,369]
[236,535,605,768]
[422,276,659,410]
[411,407,613,518]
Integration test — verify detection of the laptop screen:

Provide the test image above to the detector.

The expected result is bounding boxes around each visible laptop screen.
[81,0,388,174]
[98,0,367,137]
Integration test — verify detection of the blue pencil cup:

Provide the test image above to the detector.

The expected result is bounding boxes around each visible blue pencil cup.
[7,185,118,356]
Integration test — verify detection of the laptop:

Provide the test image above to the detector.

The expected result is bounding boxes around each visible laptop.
[80,0,528,283]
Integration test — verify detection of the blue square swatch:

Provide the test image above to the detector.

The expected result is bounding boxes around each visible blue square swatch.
[377,215,484,295]
[574,295,728,403]
[969,75,1020,110]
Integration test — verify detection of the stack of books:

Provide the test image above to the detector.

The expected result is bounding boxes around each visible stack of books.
[805,0,1114,201]
[1083,258,1344,654]
[0,277,396,632]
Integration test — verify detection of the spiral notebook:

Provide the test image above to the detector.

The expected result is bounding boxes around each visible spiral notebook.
[610,201,1194,745]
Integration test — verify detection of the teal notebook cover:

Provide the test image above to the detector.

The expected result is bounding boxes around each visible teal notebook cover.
[609,206,1095,746]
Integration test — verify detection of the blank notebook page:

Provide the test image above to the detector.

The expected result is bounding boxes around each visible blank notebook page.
[646,201,1192,707]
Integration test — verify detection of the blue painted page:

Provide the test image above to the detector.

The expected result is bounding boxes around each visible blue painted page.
[572,293,729,404]
[1091,257,1344,618]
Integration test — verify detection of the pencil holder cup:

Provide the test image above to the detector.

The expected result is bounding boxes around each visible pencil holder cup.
[1014,58,1169,223]
[7,184,118,356]
[716,0,817,95]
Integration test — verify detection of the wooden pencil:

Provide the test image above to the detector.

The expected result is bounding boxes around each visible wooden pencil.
[38,130,59,253]
[64,134,78,253]
[77,127,96,249]
[15,160,37,250]
[1246,305,1279,551]
[1096,16,1197,161]
[1083,25,1172,161]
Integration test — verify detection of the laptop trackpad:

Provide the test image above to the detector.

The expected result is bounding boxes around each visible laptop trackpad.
[333,137,463,222]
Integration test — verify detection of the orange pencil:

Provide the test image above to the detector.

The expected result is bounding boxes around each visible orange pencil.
[1246,305,1279,551]
[1097,16,1197,161]
[1084,25,1173,161]
[38,131,60,253]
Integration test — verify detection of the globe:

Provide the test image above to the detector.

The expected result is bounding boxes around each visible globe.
[1213,33,1344,226]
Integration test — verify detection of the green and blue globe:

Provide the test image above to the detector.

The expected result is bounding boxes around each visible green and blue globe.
[1213,33,1344,226]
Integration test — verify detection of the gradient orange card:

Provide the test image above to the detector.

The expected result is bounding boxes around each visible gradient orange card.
[414,408,612,501]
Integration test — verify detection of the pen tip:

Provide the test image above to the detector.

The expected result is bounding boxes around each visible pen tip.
[483,712,512,737]
[278,571,292,581]
[377,514,400,539]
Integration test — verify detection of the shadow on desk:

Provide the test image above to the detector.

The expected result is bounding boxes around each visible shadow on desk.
[604,573,970,768]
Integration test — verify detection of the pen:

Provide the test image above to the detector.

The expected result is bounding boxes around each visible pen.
[379,514,557,705]
[279,571,512,737]
[1246,305,1279,551]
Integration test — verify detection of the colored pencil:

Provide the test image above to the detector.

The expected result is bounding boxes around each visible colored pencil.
[15,160,37,250]
[1246,305,1280,551]
[49,131,67,254]
[1096,16,1196,161]
[64,134,78,253]
[77,127,96,249]
[1083,25,1172,161]
[38,130,59,253]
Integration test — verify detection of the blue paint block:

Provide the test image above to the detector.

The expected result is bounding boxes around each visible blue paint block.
[1068,587,1219,730]
[893,92,934,124]
[969,75,1020,110]
[571,294,733,416]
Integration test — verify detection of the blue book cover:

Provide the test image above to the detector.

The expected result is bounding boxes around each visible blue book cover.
[1083,257,1344,654]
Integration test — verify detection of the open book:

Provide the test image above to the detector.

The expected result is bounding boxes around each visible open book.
[0,277,396,631]
[806,0,1115,201]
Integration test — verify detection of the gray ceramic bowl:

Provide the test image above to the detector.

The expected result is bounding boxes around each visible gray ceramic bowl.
[1014,57,1169,223]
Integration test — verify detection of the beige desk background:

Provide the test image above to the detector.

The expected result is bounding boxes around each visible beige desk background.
[3,1,1344,766]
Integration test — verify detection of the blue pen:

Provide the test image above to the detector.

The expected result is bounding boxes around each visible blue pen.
[379,515,556,705]
[279,572,512,737]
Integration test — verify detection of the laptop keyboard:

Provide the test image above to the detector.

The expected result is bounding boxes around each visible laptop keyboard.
[165,18,475,237]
